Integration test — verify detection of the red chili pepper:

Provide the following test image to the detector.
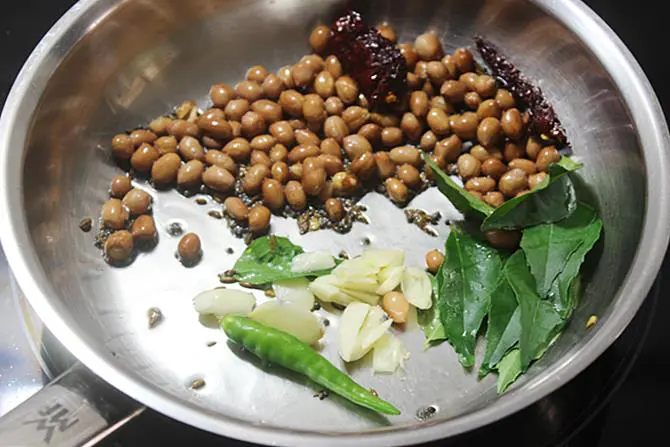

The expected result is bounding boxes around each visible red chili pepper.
[328,10,408,109]
[475,36,569,147]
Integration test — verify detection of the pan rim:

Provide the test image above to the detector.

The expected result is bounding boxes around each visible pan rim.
[0,0,668,445]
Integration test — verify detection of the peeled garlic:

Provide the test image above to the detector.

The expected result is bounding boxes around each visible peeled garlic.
[376,265,404,295]
[401,267,433,309]
[338,303,392,362]
[333,256,381,280]
[291,251,335,273]
[338,287,380,305]
[273,278,315,311]
[331,274,380,294]
[193,288,256,317]
[372,333,409,373]
[309,274,353,306]
[360,249,405,268]
[249,300,324,345]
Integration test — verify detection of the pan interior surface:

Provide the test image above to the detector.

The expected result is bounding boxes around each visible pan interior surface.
[2,0,664,444]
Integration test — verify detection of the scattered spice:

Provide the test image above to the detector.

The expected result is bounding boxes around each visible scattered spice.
[475,36,569,147]
[147,307,164,329]
[225,247,234,254]
[297,210,324,234]
[166,222,184,236]
[190,378,206,390]
[369,388,378,397]
[332,302,346,311]
[313,389,330,400]
[311,302,322,312]
[208,210,223,219]
[264,289,276,298]
[206,341,217,347]
[586,315,598,329]
[93,227,114,250]
[322,318,330,327]
[195,198,207,205]
[328,10,408,108]
[338,250,350,260]
[416,405,438,421]
[79,217,93,233]
[404,209,441,236]
[295,201,368,235]
[219,275,236,284]
[361,237,371,246]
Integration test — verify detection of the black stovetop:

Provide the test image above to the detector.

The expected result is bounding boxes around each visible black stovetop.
[1,1,669,446]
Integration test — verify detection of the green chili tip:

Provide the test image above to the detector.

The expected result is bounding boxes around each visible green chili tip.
[220,315,401,416]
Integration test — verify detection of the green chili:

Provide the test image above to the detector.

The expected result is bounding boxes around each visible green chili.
[221,315,401,416]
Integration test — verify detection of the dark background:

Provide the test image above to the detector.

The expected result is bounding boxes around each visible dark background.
[1,1,668,445]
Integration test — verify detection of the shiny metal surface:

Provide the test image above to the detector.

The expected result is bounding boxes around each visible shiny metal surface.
[0,362,143,447]
[0,0,668,445]
[0,248,47,416]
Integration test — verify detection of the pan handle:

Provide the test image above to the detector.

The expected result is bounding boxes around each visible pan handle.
[0,362,144,447]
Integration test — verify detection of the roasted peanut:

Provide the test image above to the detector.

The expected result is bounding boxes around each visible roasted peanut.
[342,134,372,160]
[102,198,128,230]
[262,178,285,211]
[178,232,202,265]
[389,145,421,166]
[111,134,134,160]
[325,198,345,222]
[425,250,444,274]
[110,176,132,198]
[122,188,152,216]
[242,164,270,195]
[397,164,421,188]
[177,160,205,190]
[385,178,409,204]
[224,197,249,221]
[382,291,410,323]
[536,146,560,172]
[351,152,376,180]
[130,143,159,172]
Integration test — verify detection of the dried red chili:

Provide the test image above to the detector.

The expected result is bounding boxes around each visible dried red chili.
[328,10,408,109]
[475,36,569,147]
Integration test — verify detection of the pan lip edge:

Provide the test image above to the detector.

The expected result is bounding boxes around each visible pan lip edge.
[0,0,668,445]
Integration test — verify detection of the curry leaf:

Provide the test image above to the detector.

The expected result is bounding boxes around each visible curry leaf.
[481,158,581,231]
[424,155,494,220]
[556,156,583,172]
[438,228,504,367]
[418,304,446,346]
[497,349,522,393]
[480,252,525,377]
[520,203,598,297]
[233,236,335,285]
[548,214,602,318]
[514,252,564,371]
[560,274,582,320]
[418,270,447,346]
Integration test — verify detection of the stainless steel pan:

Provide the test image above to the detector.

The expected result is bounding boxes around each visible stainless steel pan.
[0,0,668,445]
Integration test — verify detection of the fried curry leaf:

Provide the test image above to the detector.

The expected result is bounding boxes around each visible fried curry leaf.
[233,236,335,285]
[438,228,504,367]
[481,158,582,231]
[424,155,494,220]
[497,349,522,393]
[520,203,598,297]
